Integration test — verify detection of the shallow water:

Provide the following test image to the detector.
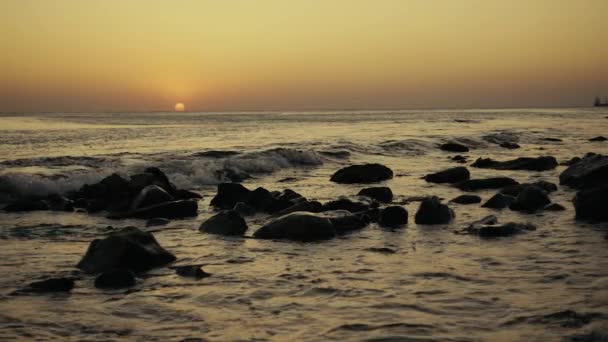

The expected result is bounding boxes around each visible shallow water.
[1,109,608,341]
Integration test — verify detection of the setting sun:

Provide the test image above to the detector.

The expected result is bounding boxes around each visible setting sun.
[174,103,185,112]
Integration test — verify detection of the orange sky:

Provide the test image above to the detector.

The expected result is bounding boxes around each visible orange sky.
[1,0,607,112]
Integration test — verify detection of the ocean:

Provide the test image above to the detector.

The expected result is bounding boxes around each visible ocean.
[1,108,607,341]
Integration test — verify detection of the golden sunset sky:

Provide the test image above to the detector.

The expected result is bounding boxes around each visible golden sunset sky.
[1,0,607,112]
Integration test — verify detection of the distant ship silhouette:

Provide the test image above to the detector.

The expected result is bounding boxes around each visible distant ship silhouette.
[595,97,608,107]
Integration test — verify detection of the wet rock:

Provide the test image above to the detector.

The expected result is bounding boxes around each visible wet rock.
[451,155,468,163]
[273,200,322,216]
[424,166,470,184]
[321,197,374,213]
[330,163,393,184]
[24,277,74,293]
[276,189,304,202]
[130,185,174,211]
[573,186,608,221]
[172,189,202,200]
[542,137,562,142]
[499,142,520,149]
[209,183,251,210]
[216,168,250,183]
[482,193,516,209]
[358,187,393,203]
[500,181,557,196]
[324,211,371,234]
[77,227,176,274]
[456,177,519,191]
[450,194,482,204]
[414,197,454,225]
[253,212,336,241]
[472,156,558,171]
[195,150,241,158]
[4,199,49,212]
[130,199,198,219]
[249,187,293,213]
[365,247,397,254]
[440,142,469,153]
[94,269,136,289]
[561,157,582,166]
[510,186,551,213]
[199,210,248,236]
[544,203,566,211]
[233,202,257,216]
[145,218,170,227]
[477,222,536,237]
[589,136,607,142]
[174,265,211,278]
[559,154,608,189]
[379,206,408,227]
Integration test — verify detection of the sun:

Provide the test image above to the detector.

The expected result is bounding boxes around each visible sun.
[174,102,185,112]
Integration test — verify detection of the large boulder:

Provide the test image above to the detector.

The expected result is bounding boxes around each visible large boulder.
[130,199,198,219]
[424,167,470,184]
[450,194,482,204]
[559,154,608,189]
[209,183,252,210]
[456,177,519,191]
[253,212,336,241]
[414,197,454,224]
[358,187,393,203]
[440,142,469,153]
[199,210,248,236]
[76,227,176,274]
[248,187,293,213]
[130,185,174,211]
[330,164,393,184]
[510,186,551,213]
[472,156,558,171]
[573,186,608,221]
[482,193,516,209]
[23,277,75,293]
[379,206,408,227]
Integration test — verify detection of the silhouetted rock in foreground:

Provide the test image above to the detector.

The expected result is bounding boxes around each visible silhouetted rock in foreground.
[450,194,482,204]
[482,193,516,209]
[560,154,608,189]
[23,278,75,293]
[424,167,470,184]
[456,177,519,191]
[379,206,408,227]
[472,156,558,171]
[94,269,136,289]
[253,212,336,241]
[440,142,469,153]
[589,136,607,142]
[462,216,535,237]
[574,186,608,221]
[415,197,454,224]
[77,227,176,274]
[358,187,393,203]
[199,210,248,236]
[330,164,393,184]
[509,186,551,213]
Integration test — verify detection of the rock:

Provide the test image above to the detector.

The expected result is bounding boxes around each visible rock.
[130,185,174,211]
[499,142,520,149]
[195,150,241,158]
[174,265,211,278]
[482,193,516,209]
[142,167,175,193]
[249,187,293,213]
[172,189,202,200]
[456,177,519,191]
[440,142,469,153]
[424,167,470,184]
[450,194,482,204]
[330,164,393,184]
[510,186,551,213]
[559,154,608,189]
[477,222,536,238]
[46,194,74,211]
[561,157,581,166]
[253,212,336,241]
[414,197,454,224]
[573,186,608,221]
[379,206,408,227]
[130,199,198,219]
[215,168,250,183]
[76,227,176,274]
[273,200,322,216]
[24,277,74,293]
[233,202,257,216]
[146,218,170,227]
[323,211,371,234]
[452,155,468,163]
[4,199,49,212]
[500,181,557,196]
[276,189,304,202]
[321,197,374,213]
[199,210,248,236]
[544,203,566,211]
[358,187,393,203]
[472,156,558,171]
[541,137,562,142]
[94,269,136,289]
[589,136,607,142]
[209,183,251,210]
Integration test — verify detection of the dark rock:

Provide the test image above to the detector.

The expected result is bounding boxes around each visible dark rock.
[273,200,322,216]
[561,157,582,166]
[276,189,304,202]
[456,177,519,191]
[500,181,557,196]
[4,199,49,212]
[589,136,607,142]
[130,185,174,211]
[424,167,470,184]
[199,210,248,236]
[365,247,397,254]
[482,193,516,209]
[542,137,562,142]
[414,197,454,224]
[483,132,519,145]
[210,183,251,210]
[324,210,371,234]
[510,186,551,213]
[233,202,257,216]
[559,154,608,189]
[544,203,566,211]
[76,227,176,274]
[330,164,393,184]
[450,194,482,204]
[358,187,393,203]
[174,265,211,278]
[477,222,536,237]
[440,142,469,153]
[249,187,293,213]
[472,156,558,171]
[94,269,136,289]
[146,218,170,227]
[172,189,202,200]
[143,167,175,192]
[25,277,74,293]
[499,142,520,149]
[322,197,373,213]
[452,155,468,163]
[253,212,336,241]
[379,206,408,227]
[573,186,608,221]
[195,150,240,158]
[130,199,198,219]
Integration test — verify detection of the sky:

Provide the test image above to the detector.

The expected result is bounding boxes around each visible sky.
[1,0,607,112]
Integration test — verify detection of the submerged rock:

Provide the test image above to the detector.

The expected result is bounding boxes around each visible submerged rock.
[130,199,198,219]
[468,220,536,238]
[174,265,211,278]
[146,218,171,227]
[510,186,551,213]
[456,177,519,191]
[379,206,408,227]
[414,197,454,224]
[94,269,136,289]
[589,136,607,142]
[482,193,516,209]
[330,164,393,184]
[274,200,322,216]
[559,154,608,189]
[573,186,608,221]
[499,142,520,149]
[23,277,75,293]
[321,197,374,213]
[253,212,336,241]
[76,227,176,274]
[451,155,468,163]
[424,166,470,184]
[450,194,482,204]
[472,156,558,171]
[199,210,248,236]
[324,210,371,234]
[358,187,393,203]
[440,142,469,153]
